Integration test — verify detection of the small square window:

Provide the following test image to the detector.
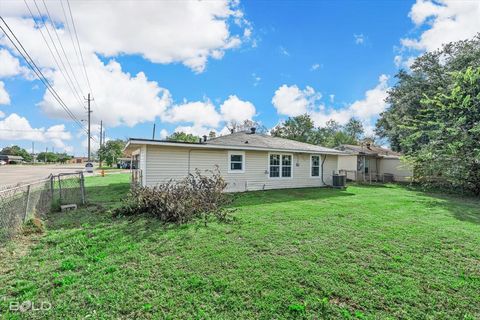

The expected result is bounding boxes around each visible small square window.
[231,155,242,162]
[228,152,244,173]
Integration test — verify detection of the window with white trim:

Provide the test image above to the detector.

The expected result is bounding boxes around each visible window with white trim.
[311,155,320,177]
[228,151,245,173]
[269,154,292,178]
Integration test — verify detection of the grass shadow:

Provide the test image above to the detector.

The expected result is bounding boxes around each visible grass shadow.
[422,192,480,225]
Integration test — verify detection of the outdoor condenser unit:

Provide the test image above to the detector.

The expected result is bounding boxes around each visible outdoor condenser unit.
[332,173,347,189]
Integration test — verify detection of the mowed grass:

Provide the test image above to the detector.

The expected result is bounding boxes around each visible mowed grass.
[1,174,479,319]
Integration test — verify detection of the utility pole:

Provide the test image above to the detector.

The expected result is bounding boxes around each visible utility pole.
[152,123,156,140]
[100,120,103,147]
[32,142,35,164]
[45,147,48,163]
[99,120,103,167]
[86,93,92,161]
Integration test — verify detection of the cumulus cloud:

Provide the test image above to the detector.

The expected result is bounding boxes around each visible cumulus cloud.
[272,75,390,132]
[0,113,71,149]
[159,129,168,139]
[272,84,321,117]
[1,0,249,73]
[0,82,10,105]
[401,0,480,51]
[310,63,321,71]
[0,49,26,78]
[164,101,222,128]
[220,95,256,122]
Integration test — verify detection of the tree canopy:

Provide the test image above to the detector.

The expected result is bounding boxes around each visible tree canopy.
[167,132,200,143]
[376,34,480,194]
[0,145,32,162]
[97,139,126,167]
[271,114,364,148]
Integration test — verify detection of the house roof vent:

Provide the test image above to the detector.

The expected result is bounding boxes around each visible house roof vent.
[250,127,256,134]
[203,135,207,142]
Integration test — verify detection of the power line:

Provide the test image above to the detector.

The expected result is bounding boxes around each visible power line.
[0,17,88,136]
[66,0,93,97]
[41,0,86,101]
[29,0,85,107]
[23,0,85,109]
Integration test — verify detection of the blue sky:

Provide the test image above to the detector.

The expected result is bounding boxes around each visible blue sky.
[0,0,479,155]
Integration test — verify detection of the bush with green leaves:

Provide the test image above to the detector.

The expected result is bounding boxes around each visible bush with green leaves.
[114,167,234,224]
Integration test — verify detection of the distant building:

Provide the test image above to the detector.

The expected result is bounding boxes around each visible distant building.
[0,154,24,164]
[67,157,89,164]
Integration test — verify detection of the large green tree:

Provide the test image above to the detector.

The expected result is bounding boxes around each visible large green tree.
[376,34,480,153]
[97,139,126,167]
[0,145,32,162]
[270,114,315,143]
[408,67,480,194]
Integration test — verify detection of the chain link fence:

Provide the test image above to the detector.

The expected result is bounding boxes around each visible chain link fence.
[0,172,85,243]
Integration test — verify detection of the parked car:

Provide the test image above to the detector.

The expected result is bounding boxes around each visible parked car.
[0,160,6,165]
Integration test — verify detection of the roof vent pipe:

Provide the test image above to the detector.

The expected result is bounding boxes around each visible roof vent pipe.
[203,135,207,142]
[250,127,256,134]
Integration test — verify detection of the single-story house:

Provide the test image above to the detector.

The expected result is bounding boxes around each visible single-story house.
[124,128,347,192]
[336,143,412,182]
[0,154,24,164]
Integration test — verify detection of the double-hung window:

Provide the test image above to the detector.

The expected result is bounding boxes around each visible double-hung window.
[269,154,292,178]
[311,155,320,177]
[228,151,245,173]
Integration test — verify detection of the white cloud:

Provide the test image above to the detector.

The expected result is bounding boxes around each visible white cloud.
[311,75,389,127]
[164,101,222,128]
[272,75,390,134]
[354,34,366,45]
[159,129,168,139]
[272,84,321,117]
[0,110,5,118]
[0,113,71,149]
[1,0,249,73]
[402,0,480,51]
[220,95,256,122]
[0,82,10,105]
[310,63,321,71]
[0,49,25,78]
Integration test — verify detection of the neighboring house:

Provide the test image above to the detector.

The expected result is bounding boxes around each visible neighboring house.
[336,143,412,182]
[124,128,346,192]
[0,154,24,164]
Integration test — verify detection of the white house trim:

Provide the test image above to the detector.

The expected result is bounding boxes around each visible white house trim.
[228,151,245,174]
[267,152,294,179]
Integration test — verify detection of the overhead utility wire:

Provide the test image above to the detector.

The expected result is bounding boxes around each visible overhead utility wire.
[41,0,86,101]
[30,0,85,107]
[23,0,85,109]
[0,17,90,137]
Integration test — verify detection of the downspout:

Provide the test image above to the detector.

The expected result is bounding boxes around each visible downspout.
[321,154,327,186]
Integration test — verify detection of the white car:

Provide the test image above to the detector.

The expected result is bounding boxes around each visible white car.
[0,160,6,166]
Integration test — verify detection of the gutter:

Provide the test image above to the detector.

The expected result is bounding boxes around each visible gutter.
[125,139,347,156]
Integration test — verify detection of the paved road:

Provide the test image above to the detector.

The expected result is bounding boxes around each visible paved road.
[0,164,87,187]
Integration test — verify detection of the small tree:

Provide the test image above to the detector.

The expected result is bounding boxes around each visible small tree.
[97,139,126,167]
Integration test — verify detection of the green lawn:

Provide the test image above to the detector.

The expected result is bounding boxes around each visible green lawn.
[1,174,479,319]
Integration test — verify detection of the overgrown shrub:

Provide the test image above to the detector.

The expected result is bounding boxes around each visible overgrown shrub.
[114,167,234,224]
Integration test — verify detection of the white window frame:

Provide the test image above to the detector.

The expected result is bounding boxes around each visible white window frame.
[310,155,321,178]
[267,152,293,179]
[228,151,245,173]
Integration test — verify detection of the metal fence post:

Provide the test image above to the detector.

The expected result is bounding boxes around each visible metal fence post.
[50,175,54,202]
[80,172,86,205]
[58,175,62,205]
[24,184,31,222]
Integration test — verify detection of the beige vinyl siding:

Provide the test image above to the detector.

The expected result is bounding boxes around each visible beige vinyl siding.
[144,145,338,191]
[337,155,357,172]
[378,158,413,182]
